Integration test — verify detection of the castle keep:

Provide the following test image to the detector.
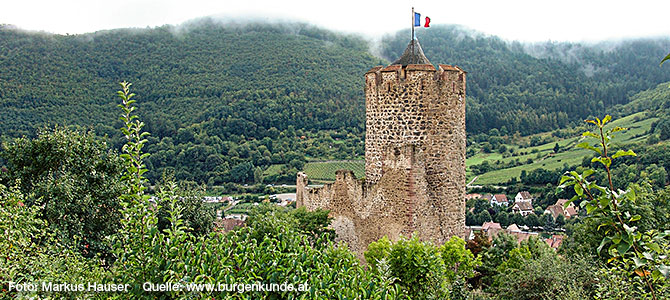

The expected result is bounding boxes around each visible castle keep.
[296,39,466,255]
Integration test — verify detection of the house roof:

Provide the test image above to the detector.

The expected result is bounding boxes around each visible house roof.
[391,39,432,66]
[507,224,521,232]
[550,199,578,218]
[482,222,502,230]
[546,204,565,219]
[513,201,533,211]
[565,206,578,217]
[545,235,564,249]
[509,231,538,243]
[518,191,533,200]
[465,193,482,200]
[555,199,570,207]
[493,194,508,202]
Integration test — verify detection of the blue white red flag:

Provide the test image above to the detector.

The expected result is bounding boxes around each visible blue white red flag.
[414,12,430,27]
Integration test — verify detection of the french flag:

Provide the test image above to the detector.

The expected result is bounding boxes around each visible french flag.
[414,12,430,28]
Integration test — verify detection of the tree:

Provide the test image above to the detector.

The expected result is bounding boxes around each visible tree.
[556,214,566,227]
[0,126,125,257]
[525,213,541,228]
[543,214,557,232]
[440,236,480,283]
[553,142,560,153]
[365,235,449,299]
[155,180,214,237]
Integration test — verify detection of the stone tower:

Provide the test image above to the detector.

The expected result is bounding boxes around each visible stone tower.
[296,38,466,256]
[364,39,467,240]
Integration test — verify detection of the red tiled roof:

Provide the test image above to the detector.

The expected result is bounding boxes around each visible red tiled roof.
[438,64,467,73]
[494,194,508,202]
[513,201,533,211]
[545,235,564,249]
[216,219,245,232]
[546,205,565,219]
[465,193,482,200]
[518,191,533,200]
[507,224,521,232]
[482,222,502,230]
[556,199,570,206]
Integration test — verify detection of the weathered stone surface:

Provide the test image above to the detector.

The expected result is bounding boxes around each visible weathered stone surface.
[296,57,466,258]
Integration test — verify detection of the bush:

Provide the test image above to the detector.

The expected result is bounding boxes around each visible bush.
[1,126,125,258]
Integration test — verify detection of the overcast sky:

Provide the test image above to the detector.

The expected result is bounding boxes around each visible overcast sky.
[2,0,669,42]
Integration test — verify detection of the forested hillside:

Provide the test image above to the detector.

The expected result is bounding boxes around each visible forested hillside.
[383,26,670,134]
[1,20,378,183]
[2,20,670,184]
[0,20,378,138]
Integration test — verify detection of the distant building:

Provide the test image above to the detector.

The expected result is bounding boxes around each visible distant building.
[545,234,565,249]
[216,218,245,232]
[545,199,578,219]
[514,191,533,203]
[505,223,539,244]
[465,193,482,200]
[512,201,534,216]
[482,221,503,240]
[489,194,509,207]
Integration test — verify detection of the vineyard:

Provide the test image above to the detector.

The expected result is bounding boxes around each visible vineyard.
[303,160,365,183]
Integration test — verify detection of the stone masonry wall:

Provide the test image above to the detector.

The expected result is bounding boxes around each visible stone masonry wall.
[296,63,466,257]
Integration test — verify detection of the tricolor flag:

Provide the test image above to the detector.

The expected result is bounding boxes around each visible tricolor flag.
[414,12,431,28]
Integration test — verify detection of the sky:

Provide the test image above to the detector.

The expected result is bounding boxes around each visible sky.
[2,0,670,42]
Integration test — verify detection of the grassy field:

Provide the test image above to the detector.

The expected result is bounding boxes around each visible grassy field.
[263,164,284,177]
[470,112,657,185]
[226,202,258,215]
[303,160,365,182]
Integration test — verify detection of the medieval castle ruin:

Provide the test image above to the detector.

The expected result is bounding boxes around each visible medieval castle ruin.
[296,38,466,255]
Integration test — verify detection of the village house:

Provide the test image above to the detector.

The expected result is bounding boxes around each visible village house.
[505,223,539,243]
[481,221,503,240]
[511,201,534,216]
[465,193,482,201]
[545,199,578,219]
[487,194,509,207]
[545,234,565,249]
[467,222,564,250]
[514,191,533,203]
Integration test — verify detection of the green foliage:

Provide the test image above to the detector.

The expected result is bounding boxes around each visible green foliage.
[560,115,670,299]
[155,179,214,237]
[0,125,125,257]
[661,52,670,66]
[365,236,394,272]
[477,232,518,287]
[290,206,335,246]
[492,243,596,300]
[440,236,480,283]
[0,183,105,299]
[386,236,449,299]
[365,235,481,299]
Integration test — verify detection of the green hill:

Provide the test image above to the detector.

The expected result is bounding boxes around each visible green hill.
[468,81,670,186]
[2,19,670,185]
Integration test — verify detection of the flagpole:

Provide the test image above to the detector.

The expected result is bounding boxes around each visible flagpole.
[411,7,415,41]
